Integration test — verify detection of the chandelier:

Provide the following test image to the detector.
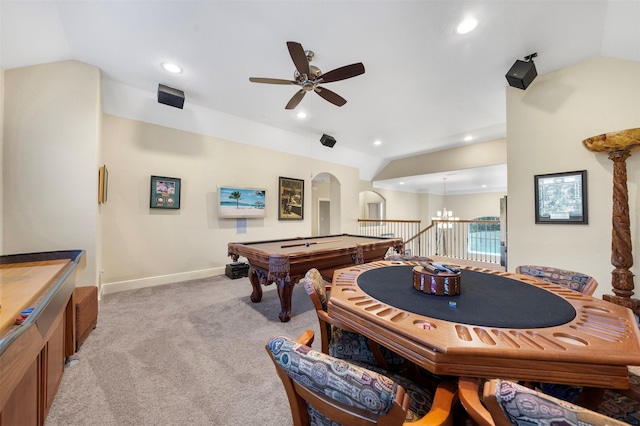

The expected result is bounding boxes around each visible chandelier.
[432,177,458,228]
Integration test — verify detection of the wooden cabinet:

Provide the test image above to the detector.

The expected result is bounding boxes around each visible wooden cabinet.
[0,250,85,426]
[43,310,66,420]
[0,357,39,426]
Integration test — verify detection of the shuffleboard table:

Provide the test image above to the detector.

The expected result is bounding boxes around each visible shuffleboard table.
[0,250,86,423]
[228,234,403,322]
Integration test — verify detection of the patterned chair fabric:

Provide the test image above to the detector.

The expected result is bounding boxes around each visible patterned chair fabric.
[302,268,405,371]
[267,335,435,424]
[484,379,629,426]
[515,265,598,295]
[539,379,640,424]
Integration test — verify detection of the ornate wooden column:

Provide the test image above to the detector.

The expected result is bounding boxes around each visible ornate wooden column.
[583,128,640,316]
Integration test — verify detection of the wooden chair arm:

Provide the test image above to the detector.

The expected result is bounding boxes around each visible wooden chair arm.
[294,329,315,347]
[406,379,459,426]
[458,377,494,426]
[315,310,333,353]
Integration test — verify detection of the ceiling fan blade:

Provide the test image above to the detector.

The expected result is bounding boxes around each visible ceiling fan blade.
[319,62,365,83]
[314,86,347,107]
[285,89,306,110]
[287,41,310,77]
[249,77,297,85]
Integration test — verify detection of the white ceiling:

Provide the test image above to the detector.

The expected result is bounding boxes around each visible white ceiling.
[2,1,639,194]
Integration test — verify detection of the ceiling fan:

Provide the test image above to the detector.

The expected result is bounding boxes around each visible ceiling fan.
[249,41,365,110]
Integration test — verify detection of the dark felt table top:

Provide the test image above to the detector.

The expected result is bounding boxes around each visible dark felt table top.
[357,265,576,328]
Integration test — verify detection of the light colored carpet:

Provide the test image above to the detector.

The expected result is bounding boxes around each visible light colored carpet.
[45,275,317,426]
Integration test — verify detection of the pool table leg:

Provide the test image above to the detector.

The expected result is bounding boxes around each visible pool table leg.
[248,267,264,303]
[275,274,293,322]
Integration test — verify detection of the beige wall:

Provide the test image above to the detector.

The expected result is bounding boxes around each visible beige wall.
[444,192,505,220]
[507,57,640,300]
[3,61,101,286]
[374,138,506,181]
[0,66,4,253]
[100,114,363,290]
[358,181,505,230]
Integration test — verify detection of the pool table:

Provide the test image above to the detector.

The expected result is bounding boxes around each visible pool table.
[228,234,403,322]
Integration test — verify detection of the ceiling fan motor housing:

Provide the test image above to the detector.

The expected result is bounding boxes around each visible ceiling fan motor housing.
[294,65,322,82]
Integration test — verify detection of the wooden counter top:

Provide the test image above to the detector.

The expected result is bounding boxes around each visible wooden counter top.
[0,260,71,337]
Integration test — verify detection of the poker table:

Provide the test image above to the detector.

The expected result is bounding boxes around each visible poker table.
[327,261,640,389]
[228,234,402,322]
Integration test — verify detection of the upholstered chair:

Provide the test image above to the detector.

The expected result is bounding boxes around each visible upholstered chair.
[459,377,630,426]
[485,379,629,426]
[266,331,458,426]
[301,268,405,372]
[514,265,598,295]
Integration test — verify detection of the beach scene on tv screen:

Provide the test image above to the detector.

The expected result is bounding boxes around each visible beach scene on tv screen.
[219,187,266,217]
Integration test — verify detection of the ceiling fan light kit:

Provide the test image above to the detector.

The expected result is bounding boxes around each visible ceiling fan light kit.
[249,41,365,109]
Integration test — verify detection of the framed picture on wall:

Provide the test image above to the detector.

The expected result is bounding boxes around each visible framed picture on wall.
[218,186,267,218]
[150,176,181,209]
[278,177,304,220]
[534,170,587,224]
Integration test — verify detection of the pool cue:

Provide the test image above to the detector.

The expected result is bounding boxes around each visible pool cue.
[281,239,340,248]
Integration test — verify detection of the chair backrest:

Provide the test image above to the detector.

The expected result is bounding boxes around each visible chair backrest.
[302,268,328,311]
[483,379,628,426]
[301,267,402,370]
[266,332,410,426]
[515,265,598,295]
[301,268,332,353]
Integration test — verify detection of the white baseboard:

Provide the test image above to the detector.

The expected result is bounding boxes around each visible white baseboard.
[101,267,226,295]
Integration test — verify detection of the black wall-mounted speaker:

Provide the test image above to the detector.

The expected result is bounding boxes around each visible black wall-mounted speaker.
[505,60,537,90]
[157,84,185,109]
[320,134,337,148]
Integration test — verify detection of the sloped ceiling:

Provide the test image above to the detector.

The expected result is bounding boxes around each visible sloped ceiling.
[1,1,638,193]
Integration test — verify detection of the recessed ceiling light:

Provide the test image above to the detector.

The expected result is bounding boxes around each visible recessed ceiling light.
[296,111,307,119]
[464,135,473,142]
[374,140,382,146]
[456,18,478,34]
[161,62,182,74]
[399,182,405,185]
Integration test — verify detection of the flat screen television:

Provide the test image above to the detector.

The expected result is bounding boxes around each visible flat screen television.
[218,186,267,218]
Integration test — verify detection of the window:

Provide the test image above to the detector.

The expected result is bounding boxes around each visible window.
[468,216,500,256]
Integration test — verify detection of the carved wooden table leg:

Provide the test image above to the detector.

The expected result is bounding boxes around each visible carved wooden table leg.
[247,266,264,303]
[583,128,640,316]
[275,274,293,322]
[268,255,292,322]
